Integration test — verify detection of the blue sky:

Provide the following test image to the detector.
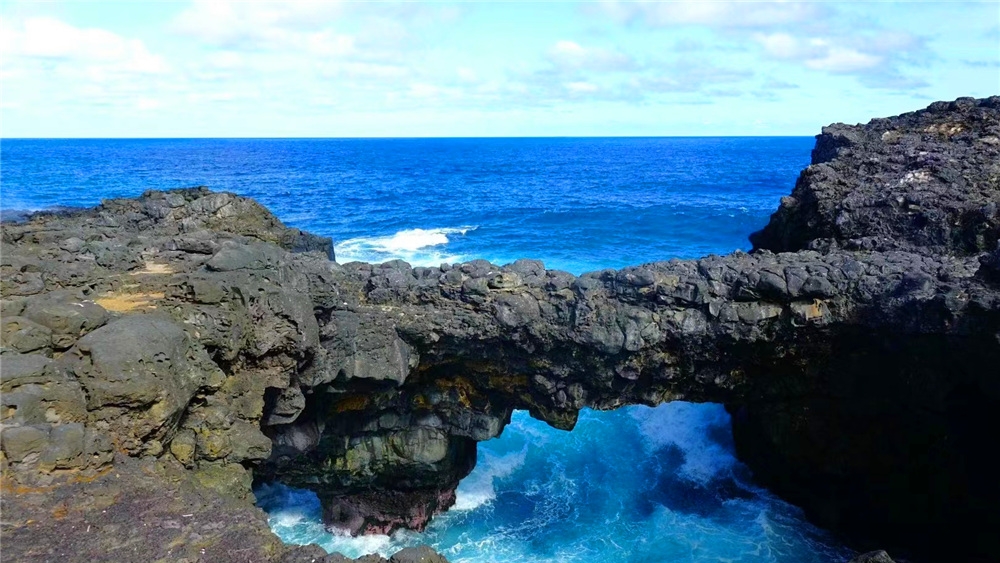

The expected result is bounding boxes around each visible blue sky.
[1,1,998,137]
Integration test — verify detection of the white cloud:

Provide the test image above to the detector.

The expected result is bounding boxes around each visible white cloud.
[1,17,168,74]
[320,61,410,81]
[755,32,806,59]
[136,97,163,111]
[805,46,881,73]
[206,51,246,70]
[172,1,347,48]
[166,0,453,105]
[548,40,636,72]
[753,30,920,79]
[591,1,930,92]
[456,67,478,82]
[638,60,753,94]
[565,81,599,94]
[174,3,357,58]
[170,0,443,59]
[408,82,464,101]
[761,77,799,90]
[0,15,181,117]
[596,1,827,29]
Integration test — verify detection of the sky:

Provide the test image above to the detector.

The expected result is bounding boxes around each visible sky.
[1,1,998,137]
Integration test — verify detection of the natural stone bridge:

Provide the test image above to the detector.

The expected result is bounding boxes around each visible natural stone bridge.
[2,97,998,562]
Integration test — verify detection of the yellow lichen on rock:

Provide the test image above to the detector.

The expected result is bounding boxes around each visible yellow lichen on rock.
[94,291,165,312]
[436,377,482,409]
[924,122,965,136]
[332,394,370,413]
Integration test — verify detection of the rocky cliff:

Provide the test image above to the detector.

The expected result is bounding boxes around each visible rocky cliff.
[2,97,998,562]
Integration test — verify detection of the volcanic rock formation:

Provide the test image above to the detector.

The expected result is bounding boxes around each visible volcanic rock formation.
[2,97,998,562]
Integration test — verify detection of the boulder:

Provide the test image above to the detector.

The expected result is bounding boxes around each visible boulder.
[21,291,109,349]
[62,316,210,453]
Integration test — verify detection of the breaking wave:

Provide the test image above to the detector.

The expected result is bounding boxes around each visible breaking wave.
[335,226,477,267]
[255,404,852,562]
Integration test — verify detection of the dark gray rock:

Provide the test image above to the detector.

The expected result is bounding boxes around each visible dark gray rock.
[848,551,896,563]
[1,424,51,462]
[1,315,53,355]
[751,96,1000,256]
[20,291,109,349]
[1,353,56,388]
[390,546,450,563]
[62,316,211,454]
[2,98,999,563]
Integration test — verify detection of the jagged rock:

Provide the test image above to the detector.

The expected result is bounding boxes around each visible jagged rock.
[322,486,459,536]
[1,97,998,563]
[848,551,896,563]
[751,97,1000,255]
[1,354,88,427]
[1,425,51,462]
[978,242,1000,283]
[389,546,450,563]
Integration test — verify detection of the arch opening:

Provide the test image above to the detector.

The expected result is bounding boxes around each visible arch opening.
[256,402,853,562]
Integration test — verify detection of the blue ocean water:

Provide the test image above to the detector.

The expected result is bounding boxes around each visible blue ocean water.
[1,138,808,272]
[1,137,853,562]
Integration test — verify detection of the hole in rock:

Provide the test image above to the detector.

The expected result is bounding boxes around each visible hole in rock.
[255,402,852,562]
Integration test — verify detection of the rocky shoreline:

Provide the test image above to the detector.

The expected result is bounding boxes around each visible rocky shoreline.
[2,97,998,562]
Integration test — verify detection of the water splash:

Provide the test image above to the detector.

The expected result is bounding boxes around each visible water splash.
[335,226,477,266]
[631,402,737,484]
[255,404,853,563]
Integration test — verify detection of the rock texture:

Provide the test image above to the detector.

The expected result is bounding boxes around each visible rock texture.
[751,96,1000,256]
[2,97,998,562]
[0,190,446,562]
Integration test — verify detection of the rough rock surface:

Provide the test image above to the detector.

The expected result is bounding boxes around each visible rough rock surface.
[1,189,444,562]
[751,96,1000,255]
[2,97,998,562]
[848,552,897,563]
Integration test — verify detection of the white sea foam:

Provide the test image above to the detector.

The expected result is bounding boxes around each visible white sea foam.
[320,528,397,557]
[454,445,529,511]
[335,226,477,267]
[631,402,737,484]
[257,405,850,563]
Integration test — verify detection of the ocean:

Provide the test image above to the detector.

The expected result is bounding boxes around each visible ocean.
[0,137,853,562]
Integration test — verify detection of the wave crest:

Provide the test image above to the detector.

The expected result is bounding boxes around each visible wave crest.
[335,226,477,267]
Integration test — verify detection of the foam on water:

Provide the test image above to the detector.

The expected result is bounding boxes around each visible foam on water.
[335,226,477,267]
[254,404,853,562]
[631,402,736,484]
[453,445,528,511]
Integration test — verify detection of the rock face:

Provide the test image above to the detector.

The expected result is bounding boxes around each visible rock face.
[0,189,443,562]
[751,97,1000,255]
[2,98,998,562]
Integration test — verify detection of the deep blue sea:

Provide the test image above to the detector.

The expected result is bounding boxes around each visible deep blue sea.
[1,138,854,562]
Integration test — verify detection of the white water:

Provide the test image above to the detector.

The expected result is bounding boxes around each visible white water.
[632,402,737,485]
[335,226,477,267]
[256,403,852,563]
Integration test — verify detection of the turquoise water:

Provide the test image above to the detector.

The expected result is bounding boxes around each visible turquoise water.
[256,406,851,562]
[1,137,853,561]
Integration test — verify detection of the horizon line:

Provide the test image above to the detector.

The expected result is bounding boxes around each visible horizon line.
[1,134,816,140]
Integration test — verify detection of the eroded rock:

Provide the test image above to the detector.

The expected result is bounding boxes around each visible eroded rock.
[1,97,998,563]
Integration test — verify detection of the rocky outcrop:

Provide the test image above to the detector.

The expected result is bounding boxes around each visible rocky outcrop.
[0,189,442,562]
[751,97,1000,255]
[2,97,998,562]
